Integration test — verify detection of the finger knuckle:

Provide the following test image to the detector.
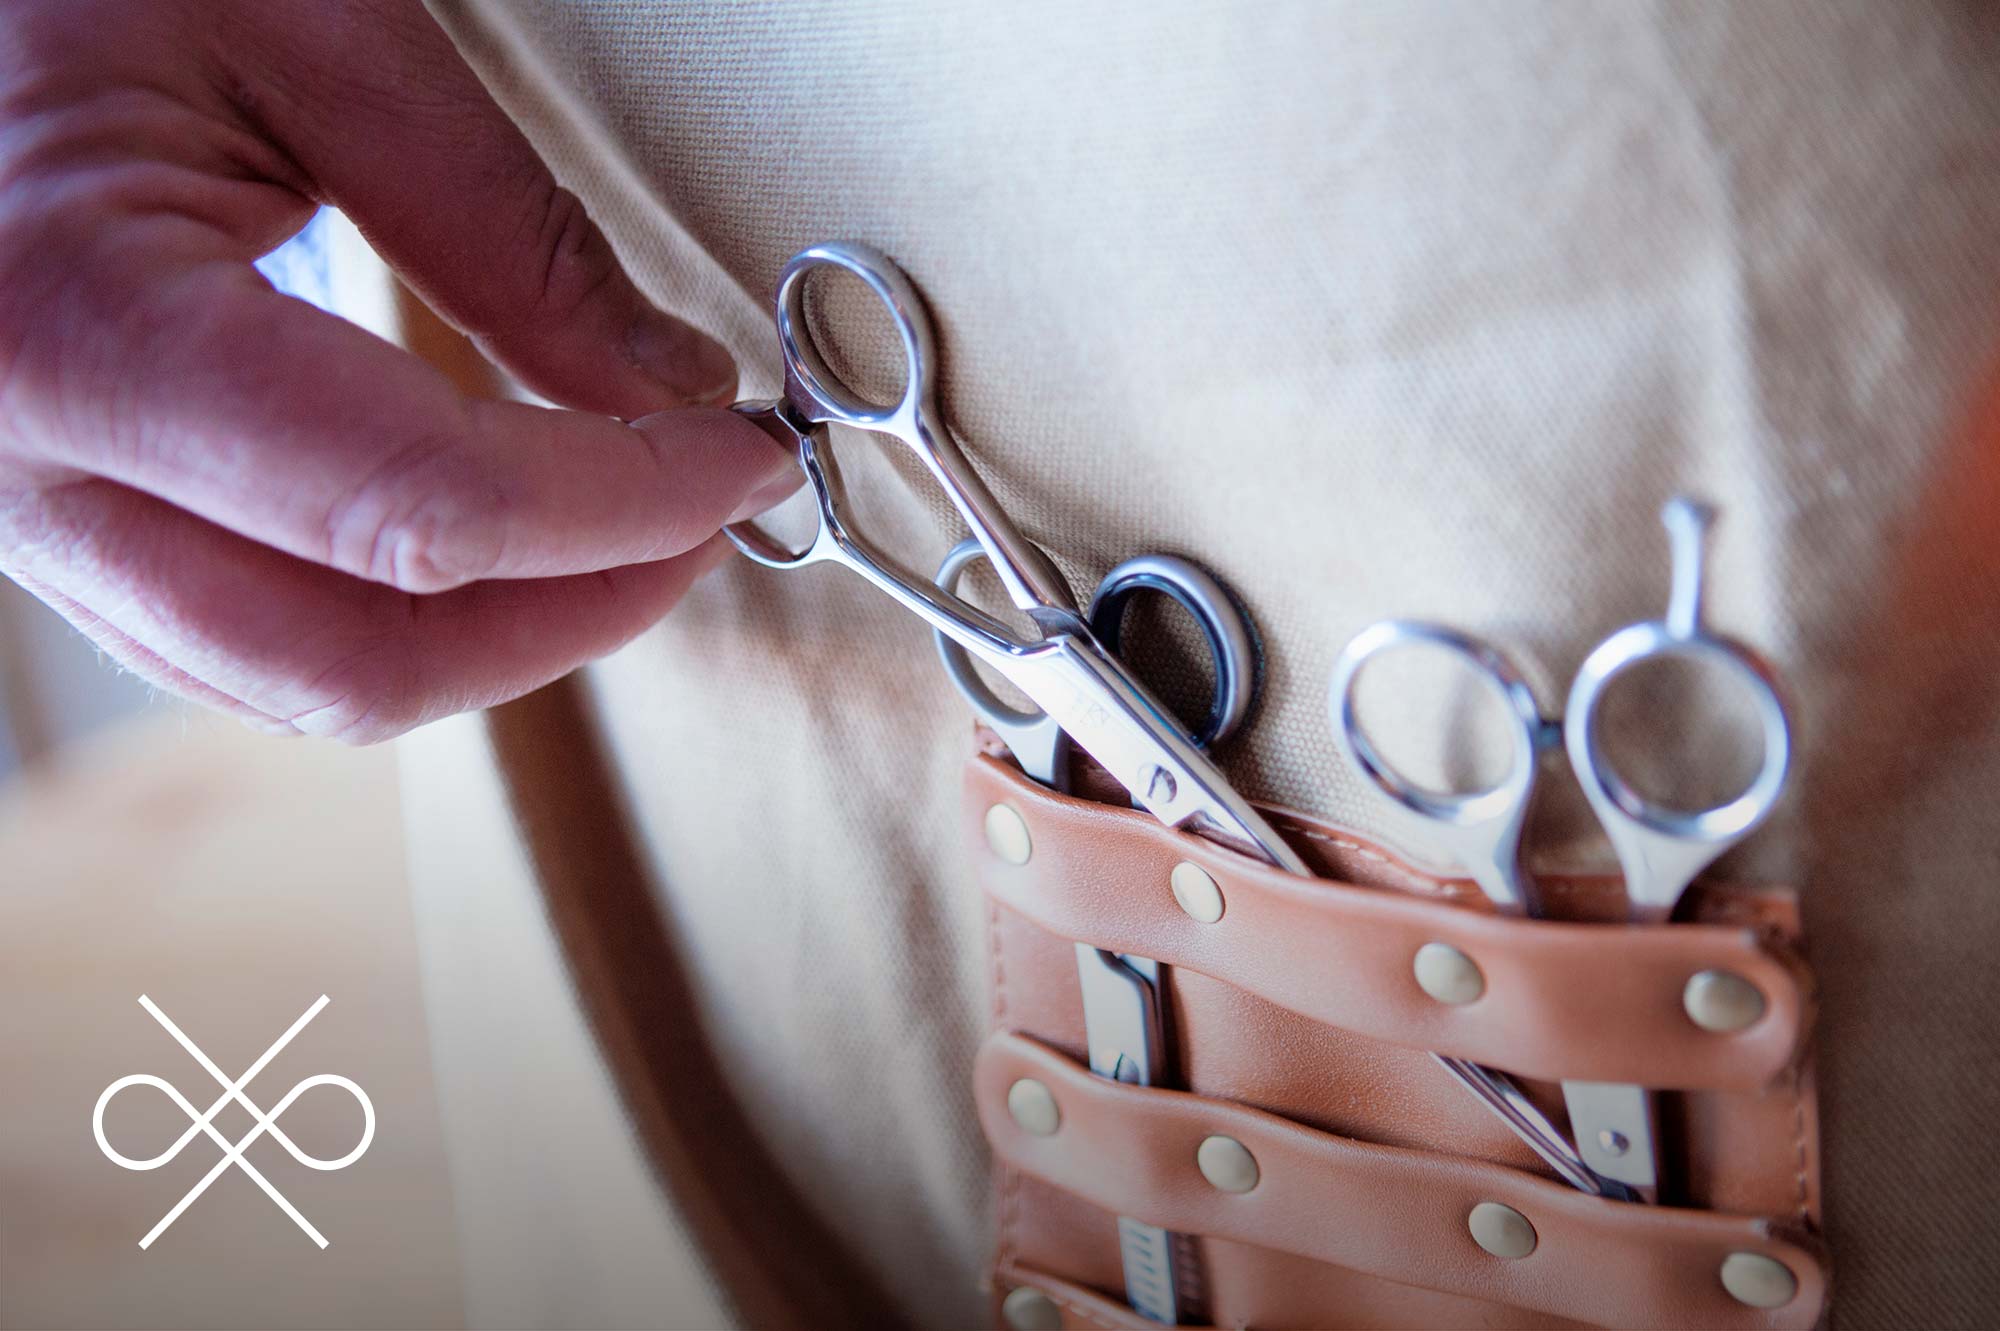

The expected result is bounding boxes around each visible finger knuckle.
[525,184,619,321]
[321,433,510,593]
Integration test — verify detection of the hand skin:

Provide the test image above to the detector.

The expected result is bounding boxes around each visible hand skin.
[0,0,793,742]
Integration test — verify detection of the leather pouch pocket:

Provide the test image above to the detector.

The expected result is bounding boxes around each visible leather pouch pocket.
[966,751,1827,1329]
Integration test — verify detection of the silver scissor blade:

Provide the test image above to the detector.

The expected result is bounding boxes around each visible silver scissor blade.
[1562,1080,1660,1200]
[1009,635,1311,875]
[1441,1055,1642,1201]
[1075,945,1165,1085]
[1072,944,1180,1323]
[783,495,1301,877]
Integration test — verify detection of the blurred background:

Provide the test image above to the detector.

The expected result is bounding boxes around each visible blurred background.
[0,213,466,1330]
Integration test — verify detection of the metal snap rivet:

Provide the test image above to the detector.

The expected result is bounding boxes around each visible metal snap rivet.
[1683,969,1766,1033]
[1000,1286,1063,1331]
[1414,941,1486,1005]
[1196,1134,1259,1193]
[1170,861,1225,923]
[1467,1201,1537,1259]
[1720,1247,1800,1303]
[984,803,1033,866]
[1720,1252,1797,1309]
[1005,1078,1060,1137]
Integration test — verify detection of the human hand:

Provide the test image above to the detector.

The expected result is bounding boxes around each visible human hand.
[0,0,787,742]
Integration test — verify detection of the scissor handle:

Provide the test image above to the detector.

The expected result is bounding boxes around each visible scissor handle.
[1329,620,1549,913]
[934,541,1257,786]
[766,242,1074,621]
[775,241,938,432]
[1088,553,1259,749]
[1563,499,1792,919]
[932,536,1064,783]
[722,402,837,570]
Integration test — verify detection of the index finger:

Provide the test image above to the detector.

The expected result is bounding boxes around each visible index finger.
[32,261,790,593]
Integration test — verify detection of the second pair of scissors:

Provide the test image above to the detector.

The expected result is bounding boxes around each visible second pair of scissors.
[937,539,1257,1325]
[1331,498,1795,1199]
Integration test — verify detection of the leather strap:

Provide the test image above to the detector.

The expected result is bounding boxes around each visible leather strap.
[978,1032,1828,1330]
[996,1264,1220,1330]
[965,754,1811,1090]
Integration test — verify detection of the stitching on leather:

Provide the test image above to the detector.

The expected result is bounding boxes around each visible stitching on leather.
[1789,1059,1810,1223]
[988,894,1023,1274]
[1282,824,1467,900]
[1281,825,1396,867]
[989,896,1010,1029]
[996,1168,1022,1292]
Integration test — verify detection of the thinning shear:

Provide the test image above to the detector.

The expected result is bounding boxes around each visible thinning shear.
[724,243,1637,1281]
[1329,498,1794,1201]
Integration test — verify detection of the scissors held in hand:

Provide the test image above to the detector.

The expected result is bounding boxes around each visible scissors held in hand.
[724,242,1301,867]
[724,242,1073,622]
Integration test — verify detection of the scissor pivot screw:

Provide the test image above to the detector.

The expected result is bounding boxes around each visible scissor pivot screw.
[1597,1129,1630,1157]
[983,804,1033,866]
[1142,765,1178,806]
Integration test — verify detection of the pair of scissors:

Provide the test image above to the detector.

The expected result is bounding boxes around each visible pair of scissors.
[724,242,1308,867]
[1329,497,1794,1201]
[723,243,1627,1247]
[936,537,1257,1324]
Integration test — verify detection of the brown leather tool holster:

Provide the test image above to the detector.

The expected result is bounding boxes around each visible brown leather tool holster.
[966,748,1827,1330]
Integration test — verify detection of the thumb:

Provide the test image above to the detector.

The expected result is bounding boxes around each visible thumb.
[233,0,735,417]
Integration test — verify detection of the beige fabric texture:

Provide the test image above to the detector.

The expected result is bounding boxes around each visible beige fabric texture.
[413,3,2000,1327]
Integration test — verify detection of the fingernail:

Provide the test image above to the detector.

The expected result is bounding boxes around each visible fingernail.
[727,465,803,523]
[721,410,804,521]
[629,408,801,525]
[627,308,739,407]
[686,532,737,577]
